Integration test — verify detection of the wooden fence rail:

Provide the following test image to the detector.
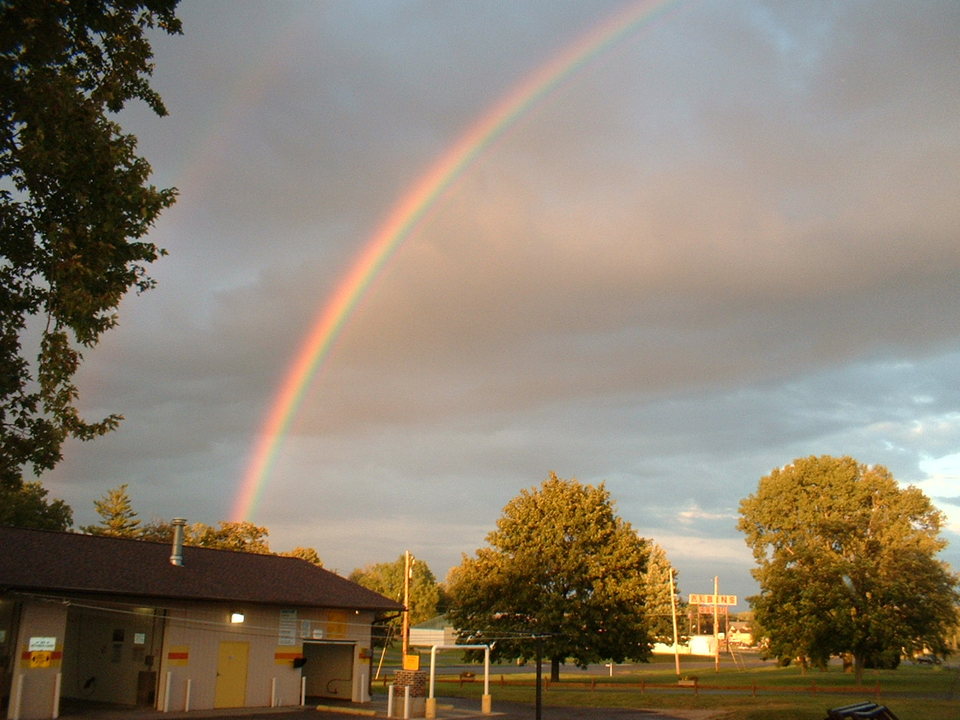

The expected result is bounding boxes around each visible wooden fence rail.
[412,675,885,700]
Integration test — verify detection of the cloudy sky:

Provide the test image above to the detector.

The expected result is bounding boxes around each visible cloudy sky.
[45,0,960,602]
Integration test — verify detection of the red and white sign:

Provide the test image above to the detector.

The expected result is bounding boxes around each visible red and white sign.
[688,593,737,606]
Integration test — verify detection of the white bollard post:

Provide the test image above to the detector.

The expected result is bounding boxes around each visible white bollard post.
[162,671,172,712]
[359,670,370,703]
[403,685,410,720]
[53,672,62,719]
[482,646,492,714]
[271,677,278,707]
[301,676,306,706]
[12,674,24,720]
[184,679,192,711]
[387,684,395,718]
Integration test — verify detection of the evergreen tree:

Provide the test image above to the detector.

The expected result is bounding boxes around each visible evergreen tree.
[642,542,684,644]
[82,483,140,537]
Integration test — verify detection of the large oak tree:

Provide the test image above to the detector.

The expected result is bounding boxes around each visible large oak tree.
[0,0,180,489]
[447,474,658,680]
[738,455,959,681]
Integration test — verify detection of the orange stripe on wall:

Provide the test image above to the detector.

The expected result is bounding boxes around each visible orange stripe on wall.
[21,651,63,660]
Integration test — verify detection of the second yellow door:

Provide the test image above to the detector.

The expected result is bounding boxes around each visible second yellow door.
[214,641,249,708]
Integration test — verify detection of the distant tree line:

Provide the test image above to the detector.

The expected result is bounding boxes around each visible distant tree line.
[4,463,956,679]
[81,483,323,565]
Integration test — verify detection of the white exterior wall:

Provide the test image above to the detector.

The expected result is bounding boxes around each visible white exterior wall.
[157,604,376,711]
[8,601,68,720]
[5,598,378,719]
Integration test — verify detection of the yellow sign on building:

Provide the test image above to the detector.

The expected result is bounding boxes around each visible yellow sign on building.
[29,651,52,668]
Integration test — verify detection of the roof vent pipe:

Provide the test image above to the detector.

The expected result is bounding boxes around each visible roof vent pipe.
[170,518,187,566]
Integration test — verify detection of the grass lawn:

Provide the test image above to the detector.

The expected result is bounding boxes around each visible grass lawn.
[373,651,959,720]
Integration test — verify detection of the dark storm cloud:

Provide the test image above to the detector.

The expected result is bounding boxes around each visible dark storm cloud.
[43,1,960,596]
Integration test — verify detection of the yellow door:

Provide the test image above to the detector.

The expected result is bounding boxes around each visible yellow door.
[215,642,249,708]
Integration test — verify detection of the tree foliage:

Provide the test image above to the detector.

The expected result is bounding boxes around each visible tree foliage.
[738,455,959,680]
[82,484,323,559]
[642,541,685,644]
[81,482,139,536]
[0,479,72,530]
[0,0,181,489]
[446,473,656,680]
[137,518,273,553]
[350,554,441,643]
[281,546,324,567]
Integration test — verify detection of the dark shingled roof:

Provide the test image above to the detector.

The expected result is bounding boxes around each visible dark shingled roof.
[0,526,401,611]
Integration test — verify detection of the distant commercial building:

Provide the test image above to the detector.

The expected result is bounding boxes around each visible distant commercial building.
[408,616,457,648]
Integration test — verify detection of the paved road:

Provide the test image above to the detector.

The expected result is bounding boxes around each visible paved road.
[66,696,720,720]
[253,699,715,720]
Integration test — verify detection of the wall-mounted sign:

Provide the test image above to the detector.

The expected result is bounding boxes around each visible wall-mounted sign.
[29,651,52,668]
[28,637,56,652]
[278,609,298,646]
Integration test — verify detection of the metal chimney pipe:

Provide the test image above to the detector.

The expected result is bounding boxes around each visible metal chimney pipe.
[170,518,187,566]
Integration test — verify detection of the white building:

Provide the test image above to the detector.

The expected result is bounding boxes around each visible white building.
[0,526,400,719]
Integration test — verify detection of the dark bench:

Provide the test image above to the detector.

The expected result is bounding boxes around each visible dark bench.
[458,671,475,686]
[825,702,900,720]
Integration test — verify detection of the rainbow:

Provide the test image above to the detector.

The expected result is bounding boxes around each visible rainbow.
[230,0,681,522]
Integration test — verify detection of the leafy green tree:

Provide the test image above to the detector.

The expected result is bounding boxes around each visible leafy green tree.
[281,546,324,567]
[0,479,72,530]
[447,473,654,681]
[187,520,271,553]
[0,0,181,490]
[83,489,321,558]
[350,554,441,645]
[81,483,140,536]
[738,455,959,681]
[139,519,272,554]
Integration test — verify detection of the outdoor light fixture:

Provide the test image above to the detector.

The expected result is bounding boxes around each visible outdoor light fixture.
[230,612,245,624]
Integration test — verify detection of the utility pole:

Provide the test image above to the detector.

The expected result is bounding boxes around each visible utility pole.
[713,576,720,673]
[402,550,413,659]
[669,570,681,677]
